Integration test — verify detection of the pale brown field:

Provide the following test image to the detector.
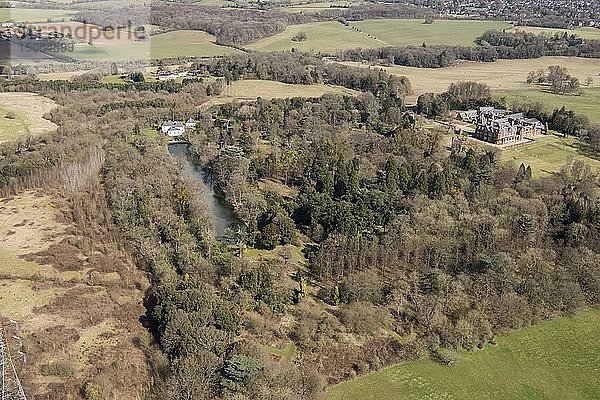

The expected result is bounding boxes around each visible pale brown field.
[36,70,91,81]
[340,56,600,103]
[0,93,57,142]
[201,79,360,109]
[0,192,149,399]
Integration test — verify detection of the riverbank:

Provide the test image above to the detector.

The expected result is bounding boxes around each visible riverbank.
[168,142,239,240]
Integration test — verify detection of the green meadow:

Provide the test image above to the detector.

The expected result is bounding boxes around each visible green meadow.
[68,30,241,61]
[496,88,600,123]
[201,79,359,109]
[508,26,600,41]
[281,1,361,13]
[0,105,30,142]
[500,134,600,177]
[0,8,76,23]
[247,21,383,53]
[350,19,512,46]
[327,308,600,400]
[248,19,512,53]
[149,30,241,58]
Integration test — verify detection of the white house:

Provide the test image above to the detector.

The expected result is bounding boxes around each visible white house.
[160,121,185,136]
[157,73,178,81]
[157,70,189,81]
[166,126,185,137]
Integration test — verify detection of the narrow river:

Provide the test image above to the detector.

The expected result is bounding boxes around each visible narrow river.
[168,143,239,240]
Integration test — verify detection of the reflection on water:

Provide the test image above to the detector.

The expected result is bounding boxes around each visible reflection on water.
[168,143,238,240]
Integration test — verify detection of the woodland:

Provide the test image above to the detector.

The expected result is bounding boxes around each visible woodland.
[0,49,599,398]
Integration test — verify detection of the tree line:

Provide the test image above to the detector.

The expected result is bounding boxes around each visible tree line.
[75,3,434,47]
[337,30,600,68]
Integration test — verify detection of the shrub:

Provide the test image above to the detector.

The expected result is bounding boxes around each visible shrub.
[292,31,308,42]
[39,360,76,377]
[221,354,263,387]
[83,381,104,400]
[433,347,459,366]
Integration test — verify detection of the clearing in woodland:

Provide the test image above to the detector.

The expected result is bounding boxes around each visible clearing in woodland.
[0,93,57,142]
[201,79,359,108]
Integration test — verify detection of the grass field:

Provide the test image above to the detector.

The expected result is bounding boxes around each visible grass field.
[0,8,76,23]
[70,0,157,8]
[247,21,383,53]
[0,106,31,142]
[0,93,57,142]
[150,30,241,58]
[499,134,600,177]
[496,88,600,123]
[508,26,600,41]
[282,1,360,13]
[201,79,359,108]
[251,19,510,50]
[350,19,511,46]
[327,308,600,400]
[341,56,600,103]
[68,29,241,60]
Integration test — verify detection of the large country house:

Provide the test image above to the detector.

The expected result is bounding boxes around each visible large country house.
[473,107,546,145]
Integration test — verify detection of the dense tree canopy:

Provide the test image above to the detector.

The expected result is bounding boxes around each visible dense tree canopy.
[0,50,598,399]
